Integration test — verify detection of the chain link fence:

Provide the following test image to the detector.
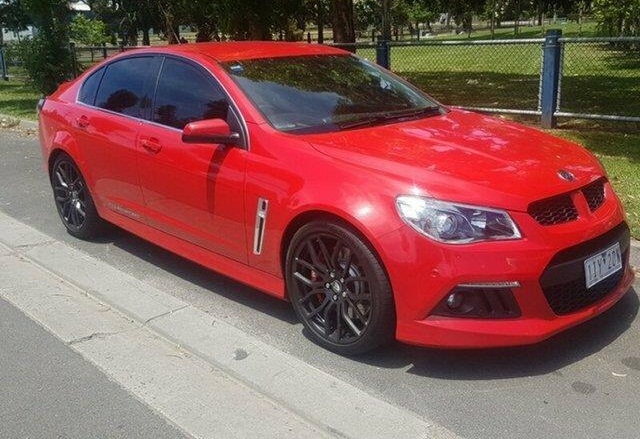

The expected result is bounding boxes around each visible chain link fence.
[0,44,30,82]
[334,34,640,126]
[557,38,640,121]
[388,40,544,115]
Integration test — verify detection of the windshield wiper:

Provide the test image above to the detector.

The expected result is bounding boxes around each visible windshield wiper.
[336,106,442,131]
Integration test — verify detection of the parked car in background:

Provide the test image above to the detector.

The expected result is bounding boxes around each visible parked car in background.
[38,42,634,354]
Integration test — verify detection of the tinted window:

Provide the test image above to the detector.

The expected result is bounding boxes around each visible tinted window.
[78,67,104,105]
[222,55,438,134]
[95,57,158,117]
[153,58,228,130]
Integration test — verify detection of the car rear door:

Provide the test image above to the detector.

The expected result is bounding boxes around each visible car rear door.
[136,56,248,263]
[75,55,162,221]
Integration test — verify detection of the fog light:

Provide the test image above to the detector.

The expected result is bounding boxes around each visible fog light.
[446,292,464,309]
[432,286,521,319]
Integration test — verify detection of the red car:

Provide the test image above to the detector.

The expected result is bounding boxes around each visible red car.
[38,42,634,355]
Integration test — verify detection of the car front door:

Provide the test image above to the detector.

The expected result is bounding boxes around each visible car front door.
[75,56,162,221]
[137,56,248,263]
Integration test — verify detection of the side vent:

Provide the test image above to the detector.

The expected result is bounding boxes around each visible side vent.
[253,198,269,255]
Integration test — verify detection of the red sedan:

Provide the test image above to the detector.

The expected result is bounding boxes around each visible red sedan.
[38,42,635,355]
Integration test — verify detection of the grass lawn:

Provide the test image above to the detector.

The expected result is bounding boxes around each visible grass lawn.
[0,77,40,120]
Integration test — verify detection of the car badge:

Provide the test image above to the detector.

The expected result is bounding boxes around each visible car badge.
[557,169,576,182]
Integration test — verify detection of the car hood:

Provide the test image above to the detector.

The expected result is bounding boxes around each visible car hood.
[304,109,604,212]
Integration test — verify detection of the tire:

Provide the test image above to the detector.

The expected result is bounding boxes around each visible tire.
[286,220,396,355]
[50,153,105,240]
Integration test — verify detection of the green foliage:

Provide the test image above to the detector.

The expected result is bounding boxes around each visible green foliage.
[70,14,109,46]
[15,0,73,94]
[592,0,640,36]
[9,35,73,94]
[0,0,31,33]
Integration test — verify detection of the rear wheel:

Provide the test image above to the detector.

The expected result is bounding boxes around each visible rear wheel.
[286,220,395,355]
[51,153,105,240]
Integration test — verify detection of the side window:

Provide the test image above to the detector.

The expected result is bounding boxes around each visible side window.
[78,67,104,106]
[153,58,228,130]
[95,57,158,118]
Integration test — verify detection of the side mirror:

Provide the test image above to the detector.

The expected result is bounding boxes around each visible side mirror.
[182,119,241,145]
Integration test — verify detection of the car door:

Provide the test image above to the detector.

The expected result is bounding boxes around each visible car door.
[137,56,248,263]
[75,55,162,220]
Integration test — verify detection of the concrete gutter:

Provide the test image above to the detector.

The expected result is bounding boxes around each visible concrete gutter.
[0,211,458,439]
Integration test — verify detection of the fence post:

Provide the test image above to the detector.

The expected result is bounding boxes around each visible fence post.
[307,32,312,44]
[0,46,8,81]
[69,42,78,78]
[540,29,562,128]
[376,38,390,69]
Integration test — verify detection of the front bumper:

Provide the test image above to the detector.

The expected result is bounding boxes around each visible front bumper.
[378,184,636,349]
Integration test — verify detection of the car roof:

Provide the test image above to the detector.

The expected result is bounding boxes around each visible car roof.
[143,41,350,62]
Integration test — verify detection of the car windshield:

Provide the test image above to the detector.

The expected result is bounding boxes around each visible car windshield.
[221,54,440,134]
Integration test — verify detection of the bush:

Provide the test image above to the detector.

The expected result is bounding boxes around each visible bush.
[18,0,74,94]
[70,14,109,46]
[9,33,73,95]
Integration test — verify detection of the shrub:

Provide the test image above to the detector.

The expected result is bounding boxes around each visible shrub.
[9,34,73,94]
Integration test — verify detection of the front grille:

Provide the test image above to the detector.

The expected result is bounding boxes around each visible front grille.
[582,178,606,212]
[528,195,578,226]
[539,222,630,315]
[528,178,608,226]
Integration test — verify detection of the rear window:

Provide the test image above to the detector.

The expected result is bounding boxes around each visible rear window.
[95,56,160,118]
[78,67,104,106]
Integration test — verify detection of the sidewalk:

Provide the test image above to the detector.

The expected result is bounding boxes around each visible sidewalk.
[0,211,456,439]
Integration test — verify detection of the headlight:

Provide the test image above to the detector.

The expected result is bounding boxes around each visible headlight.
[396,196,521,244]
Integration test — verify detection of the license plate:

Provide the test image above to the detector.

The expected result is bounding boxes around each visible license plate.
[584,243,623,289]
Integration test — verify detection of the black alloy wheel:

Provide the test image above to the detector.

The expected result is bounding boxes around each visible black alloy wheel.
[286,220,395,355]
[51,153,104,239]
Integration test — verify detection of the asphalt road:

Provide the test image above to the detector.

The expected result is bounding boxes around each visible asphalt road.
[0,296,187,439]
[1,128,639,439]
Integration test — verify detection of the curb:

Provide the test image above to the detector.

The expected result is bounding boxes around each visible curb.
[0,211,459,439]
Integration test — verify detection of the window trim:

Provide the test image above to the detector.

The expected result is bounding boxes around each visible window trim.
[74,52,250,150]
[148,55,247,149]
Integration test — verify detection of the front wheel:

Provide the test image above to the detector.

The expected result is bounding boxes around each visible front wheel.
[51,153,105,240]
[286,220,396,355]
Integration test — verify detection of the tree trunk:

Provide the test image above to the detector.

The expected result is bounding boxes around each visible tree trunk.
[162,4,179,44]
[142,28,150,46]
[317,0,324,44]
[490,0,495,39]
[195,21,214,42]
[331,0,355,43]
[514,0,520,35]
[381,0,392,41]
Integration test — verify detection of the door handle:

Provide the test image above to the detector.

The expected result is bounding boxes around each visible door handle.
[76,115,90,128]
[141,138,162,153]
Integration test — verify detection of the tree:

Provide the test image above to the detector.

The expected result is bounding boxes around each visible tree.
[331,0,355,43]
[20,0,73,93]
[381,0,392,40]
[593,0,640,36]
[70,14,109,45]
[0,0,31,45]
